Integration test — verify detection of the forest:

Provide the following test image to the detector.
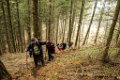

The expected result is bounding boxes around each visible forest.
[0,0,120,80]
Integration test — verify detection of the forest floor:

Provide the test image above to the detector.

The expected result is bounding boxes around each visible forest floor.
[1,46,120,80]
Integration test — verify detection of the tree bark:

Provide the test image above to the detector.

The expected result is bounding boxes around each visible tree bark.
[94,0,106,44]
[103,7,110,44]
[56,15,59,44]
[71,2,76,35]
[68,0,74,47]
[48,0,52,42]
[82,0,98,45]
[103,21,109,44]
[27,0,32,43]
[6,0,16,53]
[62,16,67,43]
[1,0,9,53]
[33,0,39,38]
[38,0,42,40]
[115,14,120,46]
[75,0,85,47]
[16,0,24,52]
[46,21,48,41]
[102,0,120,63]
[0,60,12,80]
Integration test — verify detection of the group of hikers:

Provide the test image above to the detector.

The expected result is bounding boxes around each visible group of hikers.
[26,38,67,67]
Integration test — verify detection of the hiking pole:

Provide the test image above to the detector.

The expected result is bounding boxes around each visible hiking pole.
[26,52,28,69]
[45,52,47,61]
[45,46,47,62]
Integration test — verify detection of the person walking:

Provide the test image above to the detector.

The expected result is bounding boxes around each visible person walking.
[26,38,46,67]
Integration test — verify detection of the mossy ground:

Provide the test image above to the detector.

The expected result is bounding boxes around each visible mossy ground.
[1,47,120,80]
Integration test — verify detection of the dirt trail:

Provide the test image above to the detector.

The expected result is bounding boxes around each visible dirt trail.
[1,49,120,80]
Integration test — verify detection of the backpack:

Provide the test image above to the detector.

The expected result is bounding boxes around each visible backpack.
[33,43,40,55]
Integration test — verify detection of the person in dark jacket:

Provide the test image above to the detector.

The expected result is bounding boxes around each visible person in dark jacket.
[62,43,67,50]
[46,42,55,61]
[27,38,46,67]
[57,43,67,50]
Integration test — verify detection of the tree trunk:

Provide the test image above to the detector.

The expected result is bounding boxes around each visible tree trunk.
[56,15,59,44]
[103,7,110,44]
[103,21,109,44]
[33,0,39,38]
[1,0,9,53]
[16,0,24,52]
[71,21,76,39]
[115,14,120,46]
[102,0,120,63]
[0,60,12,80]
[68,0,74,47]
[48,0,52,42]
[46,21,48,41]
[75,0,85,47]
[94,0,106,44]
[0,24,5,54]
[38,0,42,40]
[71,2,76,35]
[60,19,64,40]
[117,47,120,57]
[62,16,67,43]
[117,37,120,48]
[82,0,98,45]
[27,0,32,43]
[117,38,120,56]
[6,0,16,53]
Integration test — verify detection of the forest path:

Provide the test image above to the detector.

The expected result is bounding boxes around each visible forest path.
[1,47,120,80]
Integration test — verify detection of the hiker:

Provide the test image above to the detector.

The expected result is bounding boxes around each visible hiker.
[57,43,63,54]
[46,41,55,61]
[58,43,63,50]
[57,43,66,51]
[62,43,67,50]
[26,38,46,67]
